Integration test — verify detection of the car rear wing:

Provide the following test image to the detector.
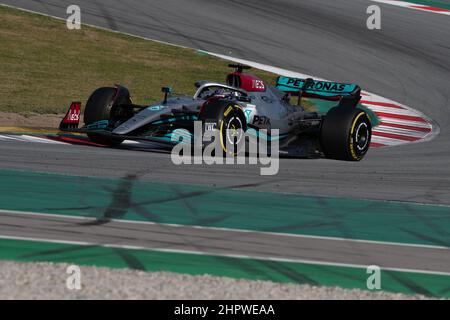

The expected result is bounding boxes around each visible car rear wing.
[276,76,361,100]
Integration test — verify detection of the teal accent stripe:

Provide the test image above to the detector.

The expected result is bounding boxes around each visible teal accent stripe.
[0,169,449,247]
[1,237,449,298]
[84,120,109,130]
[152,115,198,125]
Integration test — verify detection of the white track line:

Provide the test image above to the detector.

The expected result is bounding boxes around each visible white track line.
[0,134,68,144]
[365,105,425,116]
[1,209,449,250]
[0,135,28,142]
[378,118,432,128]
[1,233,450,276]
[20,135,68,144]
[371,135,406,145]
[375,125,429,137]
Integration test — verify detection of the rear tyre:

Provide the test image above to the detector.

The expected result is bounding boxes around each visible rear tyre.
[320,107,372,161]
[84,87,128,146]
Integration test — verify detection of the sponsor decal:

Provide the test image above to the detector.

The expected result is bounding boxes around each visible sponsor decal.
[283,77,348,92]
[67,109,80,121]
[204,122,217,131]
[62,102,81,124]
[252,115,271,127]
[252,79,265,90]
[147,105,165,111]
[244,109,253,122]
[224,106,233,117]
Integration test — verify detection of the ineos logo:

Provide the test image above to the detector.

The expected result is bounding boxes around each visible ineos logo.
[252,80,265,90]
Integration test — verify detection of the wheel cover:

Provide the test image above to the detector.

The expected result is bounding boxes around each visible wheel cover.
[355,122,370,151]
[349,112,371,160]
[225,116,244,146]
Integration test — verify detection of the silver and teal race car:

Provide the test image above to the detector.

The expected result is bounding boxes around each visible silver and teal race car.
[60,64,372,161]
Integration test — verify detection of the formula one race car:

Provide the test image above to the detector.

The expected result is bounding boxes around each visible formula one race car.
[60,64,372,161]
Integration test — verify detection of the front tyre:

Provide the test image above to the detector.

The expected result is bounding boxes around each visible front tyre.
[320,107,372,161]
[84,87,129,146]
[198,100,247,156]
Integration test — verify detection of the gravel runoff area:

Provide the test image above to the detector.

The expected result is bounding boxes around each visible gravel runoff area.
[0,261,432,300]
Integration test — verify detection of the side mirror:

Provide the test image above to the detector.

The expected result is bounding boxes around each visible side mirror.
[161,86,172,94]
[161,86,172,104]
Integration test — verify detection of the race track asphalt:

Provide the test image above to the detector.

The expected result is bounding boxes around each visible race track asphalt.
[1,0,449,204]
[0,0,449,280]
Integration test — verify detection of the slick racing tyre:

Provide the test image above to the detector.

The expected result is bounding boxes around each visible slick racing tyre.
[84,87,129,146]
[320,107,372,161]
[198,99,247,157]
